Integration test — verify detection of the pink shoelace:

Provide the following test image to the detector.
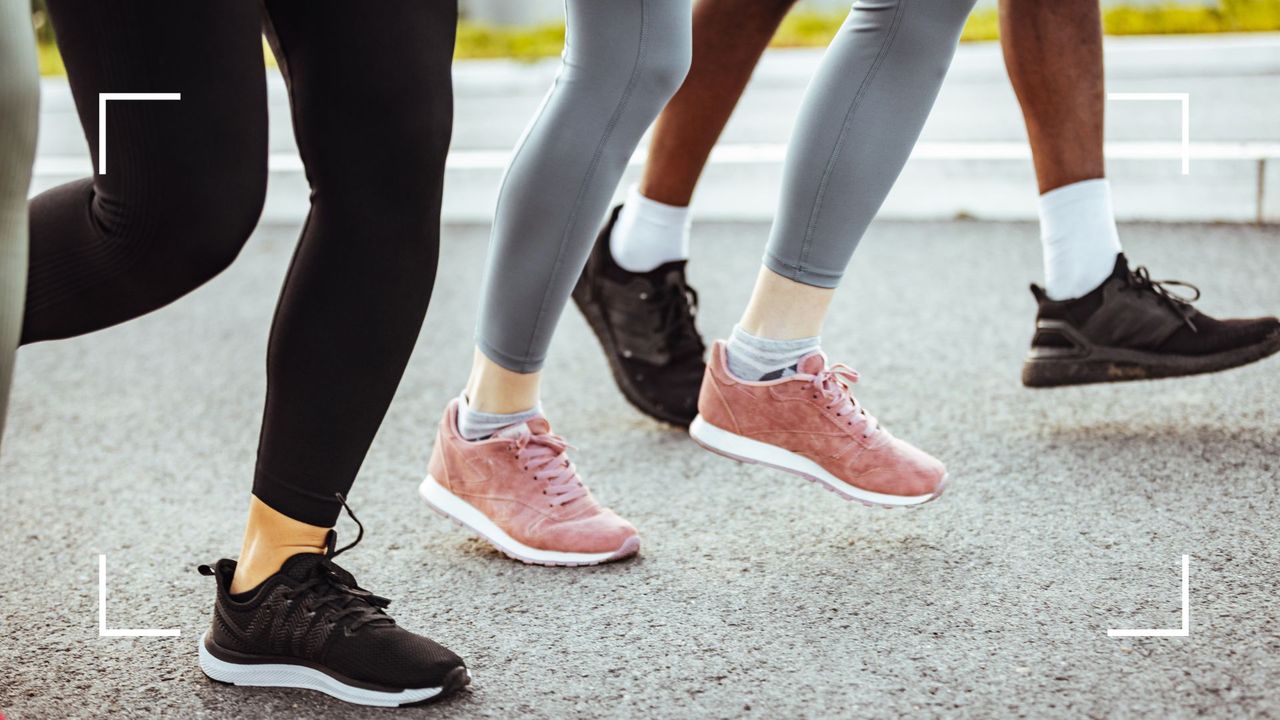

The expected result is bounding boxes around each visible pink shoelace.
[809,363,880,439]
[507,429,588,507]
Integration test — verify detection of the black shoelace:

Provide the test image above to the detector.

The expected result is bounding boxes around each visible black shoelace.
[1124,265,1202,332]
[281,493,397,632]
[653,278,705,360]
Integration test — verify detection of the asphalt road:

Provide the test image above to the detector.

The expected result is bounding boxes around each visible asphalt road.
[1,220,1278,718]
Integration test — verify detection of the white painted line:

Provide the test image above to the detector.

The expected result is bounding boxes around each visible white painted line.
[98,555,181,638]
[1107,92,1191,174]
[96,93,181,175]
[32,141,1280,177]
[1107,554,1190,638]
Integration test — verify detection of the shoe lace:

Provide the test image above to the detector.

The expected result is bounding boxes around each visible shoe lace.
[809,364,880,439]
[508,431,589,507]
[653,277,705,360]
[1126,265,1201,331]
[283,494,396,632]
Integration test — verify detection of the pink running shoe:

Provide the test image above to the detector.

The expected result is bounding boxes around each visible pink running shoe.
[689,341,948,507]
[420,400,640,566]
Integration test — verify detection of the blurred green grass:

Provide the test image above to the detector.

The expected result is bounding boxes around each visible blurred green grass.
[33,1,1280,75]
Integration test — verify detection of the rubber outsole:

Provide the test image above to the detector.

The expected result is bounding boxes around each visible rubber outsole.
[199,634,471,707]
[1022,323,1280,388]
[688,415,947,509]
[419,475,640,567]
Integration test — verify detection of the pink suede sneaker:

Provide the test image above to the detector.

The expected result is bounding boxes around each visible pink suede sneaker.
[421,400,640,566]
[689,341,948,507]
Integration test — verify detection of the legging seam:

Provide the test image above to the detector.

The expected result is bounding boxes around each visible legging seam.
[796,0,909,280]
[519,0,652,367]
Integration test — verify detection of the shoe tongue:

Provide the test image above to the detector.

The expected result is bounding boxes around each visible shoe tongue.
[1111,253,1130,278]
[278,551,330,582]
[496,416,551,439]
[796,351,826,376]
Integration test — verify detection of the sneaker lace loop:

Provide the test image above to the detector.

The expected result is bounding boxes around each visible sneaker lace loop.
[1128,265,1201,331]
[285,494,396,631]
[810,364,879,438]
[509,432,588,507]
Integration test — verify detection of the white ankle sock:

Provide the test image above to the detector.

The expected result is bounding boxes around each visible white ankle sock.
[726,325,821,381]
[456,393,541,441]
[609,185,691,273]
[1038,178,1124,301]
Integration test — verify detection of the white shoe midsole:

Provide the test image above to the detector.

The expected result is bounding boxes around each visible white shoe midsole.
[689,415,939,507]
[198,636,445,707]
[419,475,626,564]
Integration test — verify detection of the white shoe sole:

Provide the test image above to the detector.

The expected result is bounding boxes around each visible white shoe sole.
[198,635,464,707]
[688,415,947,508]
[419,475,640,567]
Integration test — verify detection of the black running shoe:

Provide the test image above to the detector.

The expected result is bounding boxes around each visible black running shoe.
[198,497,470,707]
[1023,254,1280,387]
[573,205,706,427]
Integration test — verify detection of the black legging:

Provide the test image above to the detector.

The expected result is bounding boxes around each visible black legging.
[24,1,457,526]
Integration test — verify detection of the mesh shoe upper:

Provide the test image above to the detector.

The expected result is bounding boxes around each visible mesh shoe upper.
[1032,254,1280,357]
[203,533,463,690]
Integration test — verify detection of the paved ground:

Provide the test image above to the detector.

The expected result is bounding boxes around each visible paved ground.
[1,219,1277,718]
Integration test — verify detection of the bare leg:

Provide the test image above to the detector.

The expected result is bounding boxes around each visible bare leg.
[738,268,833,340]
[230,497,327,593]
[999,0,1105,194]
[466,351,539,414]
[641,0,799,206]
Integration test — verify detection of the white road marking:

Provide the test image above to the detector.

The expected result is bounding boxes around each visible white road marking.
[1107,92,1191,174]
[35,141,1279,177]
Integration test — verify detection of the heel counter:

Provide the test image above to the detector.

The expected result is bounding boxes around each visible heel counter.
[427,426,450,490]
[697,363,740,434]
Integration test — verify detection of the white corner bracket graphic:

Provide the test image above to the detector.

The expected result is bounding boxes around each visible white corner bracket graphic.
[1107,554,1190,638]
[1107,92,1190,175]
[98,555,180,638]
[97,92,182,175]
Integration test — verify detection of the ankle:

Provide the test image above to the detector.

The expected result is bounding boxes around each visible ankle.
[230,496,330,594]
[465,348,541,414]
[738,267,834,339]
[726,325,821,381]
[457,392,541,441]
[231,542,325,594]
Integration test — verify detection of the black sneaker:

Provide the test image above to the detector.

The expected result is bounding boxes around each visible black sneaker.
[572,205,706,427]
[198,497,470,707]
[1023,254,1280,387]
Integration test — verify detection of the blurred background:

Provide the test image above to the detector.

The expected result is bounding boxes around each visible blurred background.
[26,0,1280,227]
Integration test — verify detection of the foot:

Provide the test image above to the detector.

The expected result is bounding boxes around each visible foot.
[1023,254,1280,387]
[690,341,947,508]
[572,205,706,427]
[199,505,469,707]
[422,399,640,566]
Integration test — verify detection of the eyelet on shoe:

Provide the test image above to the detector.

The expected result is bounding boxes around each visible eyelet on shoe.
[623,349,633,358]
[639,292,648,300]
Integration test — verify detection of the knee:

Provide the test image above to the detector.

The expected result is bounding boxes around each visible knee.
[135,162,267,286]
[894,0,978,40]
[637,25,693,108]
[0,59,39,157]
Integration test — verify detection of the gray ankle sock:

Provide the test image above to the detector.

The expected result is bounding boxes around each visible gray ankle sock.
[726,325,821,381]
[456,393,542,440]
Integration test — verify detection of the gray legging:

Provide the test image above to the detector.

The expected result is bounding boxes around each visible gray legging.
[766,0,977,288]
[475,0,692,373]
[0,1,39,447]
